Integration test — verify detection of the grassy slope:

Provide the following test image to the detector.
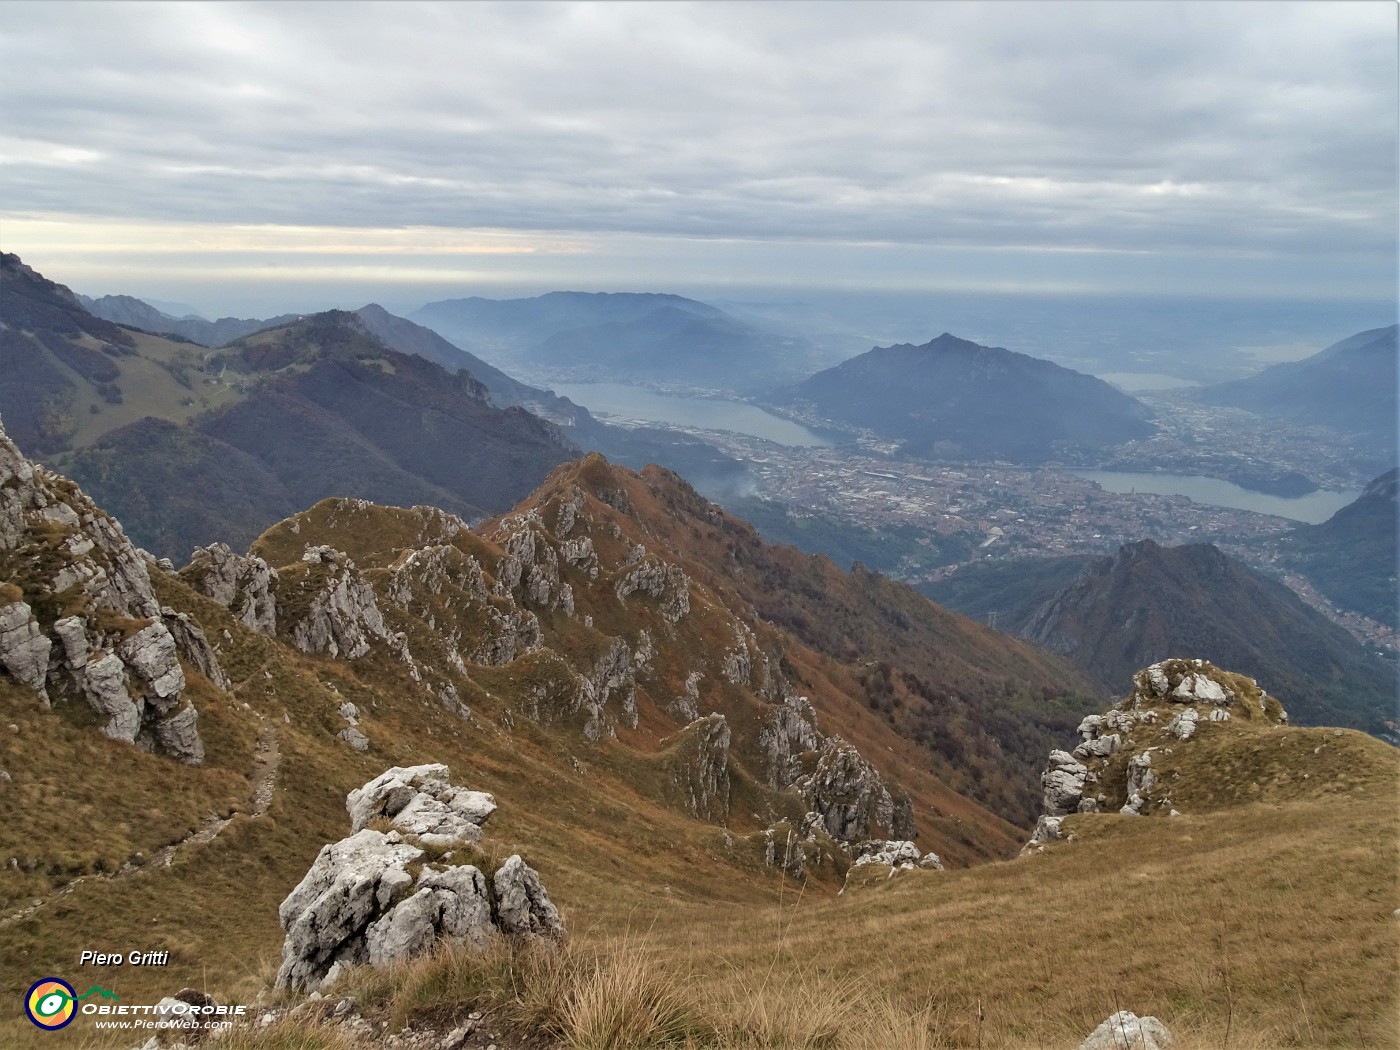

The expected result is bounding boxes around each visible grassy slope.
[328,722,1400,1050]
[0,473,1024,1047]
[63,332,246,447]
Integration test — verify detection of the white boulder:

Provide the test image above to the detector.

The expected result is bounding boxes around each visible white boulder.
[346,764,496,846]
[1079,1010,1172,1050]
[492,854,565,941]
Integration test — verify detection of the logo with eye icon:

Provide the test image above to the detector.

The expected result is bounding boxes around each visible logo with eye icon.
[24,978,119,1030]
[25,978,78,1030]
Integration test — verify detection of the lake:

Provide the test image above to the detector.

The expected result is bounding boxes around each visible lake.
[1073,470,1360,524]
[550,382,830,447]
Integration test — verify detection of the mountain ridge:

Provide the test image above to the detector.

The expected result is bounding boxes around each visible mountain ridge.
[78,291,302,347]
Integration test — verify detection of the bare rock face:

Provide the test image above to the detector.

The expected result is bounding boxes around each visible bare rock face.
[1120,752,1155,816]
[468,608,542,667]
[152,704,205,765]
[721,624,755,686]
[667,670,703,723]
[496,520,574,614]
[1020,814,1065,855]
[1041,750,1089,817]
[276,829,453,990]
[161,607,231,691]
[1078,1011,1172,1050]
[492,855,565,941]
[0,418,210,763]
[853,840,943,871]
[579,638,638,737]
[387,545,488,607]
[758,694,823,790]
[667,713,732,822]
[1129,658,1286,723]
[346,764,497,847]
[81,653,142,742]
[181,542,278,636]
[0,599,52,700]
[277,767,561,992]
[283,554,396,660]
[119,622,186,709]
[614,557,691,624]
[798,738,914,842]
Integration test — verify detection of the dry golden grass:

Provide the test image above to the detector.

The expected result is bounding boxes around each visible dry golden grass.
[316,758,1396,1050]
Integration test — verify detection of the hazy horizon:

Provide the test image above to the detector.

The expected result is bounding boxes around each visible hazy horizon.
[2,0,1395,336]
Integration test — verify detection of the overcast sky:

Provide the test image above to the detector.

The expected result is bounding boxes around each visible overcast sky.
[1,1,1396,314]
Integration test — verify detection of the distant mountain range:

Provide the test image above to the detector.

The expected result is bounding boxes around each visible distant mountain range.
[1195,324,1397,471]
[412,291,818,391]
[776,332,1156,463]
[79,292,302,346]
[64,309,578,560]
[1,256,577,557]
[922,538,1395,733]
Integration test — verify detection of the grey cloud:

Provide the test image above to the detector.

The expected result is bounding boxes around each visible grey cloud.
[0,1,1394,280]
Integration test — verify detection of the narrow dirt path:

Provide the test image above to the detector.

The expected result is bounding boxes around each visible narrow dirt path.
[0,721,280,929]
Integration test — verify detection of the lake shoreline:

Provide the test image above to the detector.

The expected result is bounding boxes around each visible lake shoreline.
[1072,469,1359,524]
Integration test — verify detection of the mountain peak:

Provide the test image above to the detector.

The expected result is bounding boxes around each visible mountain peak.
[785,332,1153,463]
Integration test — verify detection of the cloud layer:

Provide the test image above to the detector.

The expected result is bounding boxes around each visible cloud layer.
[1,1,1395,298]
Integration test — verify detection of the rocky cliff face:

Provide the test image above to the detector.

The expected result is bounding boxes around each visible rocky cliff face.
[799,738,915,842]
[0,418,218,762]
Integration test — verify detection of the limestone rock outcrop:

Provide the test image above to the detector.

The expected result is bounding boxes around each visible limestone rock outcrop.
[758,693,823,790]
[1025,659,1291,851]
[161,608,231,691]
[280,551,401,661]
[492,855,565,941]
[797,738,914,842]
[667,713,732,822]
[0,418,210,762]
[0,599,51,700]
[276,766,562,992]
[1041,750,1089,817]
[614,557,691,624]
[346,764,497,847]
[181,542,278,635]
[577,638,639,737]
[1078,1011,1172,1050]
[852,839,943,871]
[495,518,574,614]
[1020,814,1065,855]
